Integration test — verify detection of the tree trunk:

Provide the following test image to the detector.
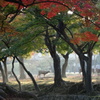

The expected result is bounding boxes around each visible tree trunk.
[12,57,21,91]
[19,56,26,79]
[15,56,40,94]
[78,52,93,93]
[44,25,64,87]
[0,62,6,83]
[54,19,93,93]
[2,57,8,82]
[78,54,86,82]
[85,52,93,93]
[53,53,64,86]
[61,53,69,77]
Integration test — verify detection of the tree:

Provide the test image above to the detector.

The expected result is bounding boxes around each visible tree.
[2,56,8,82]
[16,7,65,86]
[2,0,99,24]
[0,23,21,82]
[60,50,72,78]
[0,10,41,93]
[34,3,99,92]
[0,62,6,83]
[2,0,100,93]
[19,56,26,79]
[0,18,20,82]
[57,39,73,77]
[44,25,64,86]
[48,19,98,93]
[38,1,99,93]
[2,28,41,93]
[0,42,8,82]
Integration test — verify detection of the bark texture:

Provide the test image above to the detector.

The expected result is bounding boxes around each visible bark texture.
[61,53,69,77]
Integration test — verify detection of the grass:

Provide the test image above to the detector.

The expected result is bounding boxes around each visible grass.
[1,73,99,93]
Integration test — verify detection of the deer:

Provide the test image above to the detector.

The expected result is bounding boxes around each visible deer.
[7,71,13,77]
[38,70,50,77]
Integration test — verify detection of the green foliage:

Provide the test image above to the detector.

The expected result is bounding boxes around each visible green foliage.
[22,6,74,55]
[93,41,100,54]
[80,27,99,35]
[4,4,16,14]
[57,39,73,54]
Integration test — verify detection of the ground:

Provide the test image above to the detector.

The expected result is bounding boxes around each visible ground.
[0,73,100,99]
[7,73,100,94]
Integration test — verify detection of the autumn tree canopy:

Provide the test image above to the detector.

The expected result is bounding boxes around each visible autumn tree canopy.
[0,0,100,93]
[0,0,99,45]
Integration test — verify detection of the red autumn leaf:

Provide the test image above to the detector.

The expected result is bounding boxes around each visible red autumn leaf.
[22,0,34,6]
[83,32,98,42]
[74,6,83,12]
[84,4,92,9]
[70,0,79,3]
[39,1,67,18]
[40,10,46,15]
[51,7,61,13]
[80,33,89,42]
[81,9,93,17]
[39,2,53,9]
[70,37,81,44]
[70,31,98,45]
[95,27,100,30]
[47,11,57,19]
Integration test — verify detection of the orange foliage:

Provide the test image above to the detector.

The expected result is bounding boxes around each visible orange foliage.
[70,37,81,45]
[39,2,68,19]
[70,32,98,45]
[0,21,20,37]
[83,32,98,42]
